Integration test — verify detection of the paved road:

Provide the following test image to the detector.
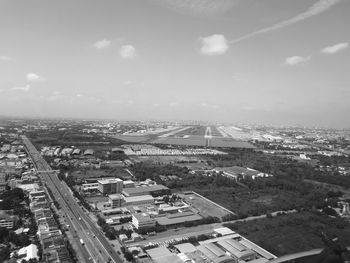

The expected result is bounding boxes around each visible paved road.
[22,135,123,263]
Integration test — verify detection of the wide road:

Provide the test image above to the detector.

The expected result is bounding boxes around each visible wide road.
[22,135,123,263]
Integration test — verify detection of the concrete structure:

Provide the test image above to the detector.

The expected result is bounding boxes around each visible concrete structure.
[214,166,271,180]
[29,189,46,202]
[123,195,154,206]
[122,184,169,197]
[146,247,182,263]
[109,194,123,208]
[123,180,135,188]
[155,211,202,227]
[82,183,99,191]
[197,244,233,263]
[175,243,197,254]
[98,178,123,194]
[83,149,94,155]
[217,239,256,261]
[132,213,156,230]
[15,244,39,263]
[0,211,16,229]
[102,208,124,216]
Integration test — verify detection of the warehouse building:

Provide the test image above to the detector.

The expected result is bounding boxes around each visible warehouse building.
[146,247,182,263]
[122,184,170,197]
[155,211,202,227]
[123,195,154,206]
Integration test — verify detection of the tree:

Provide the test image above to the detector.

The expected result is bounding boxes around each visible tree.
[0,247,10,262]
[0,227,9,242]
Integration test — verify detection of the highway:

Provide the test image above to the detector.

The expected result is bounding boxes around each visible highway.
[21,135,123,263]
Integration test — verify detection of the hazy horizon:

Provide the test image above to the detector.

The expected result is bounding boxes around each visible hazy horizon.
[1,0,349,128]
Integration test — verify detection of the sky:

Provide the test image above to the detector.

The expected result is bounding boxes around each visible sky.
[0,0,349,128]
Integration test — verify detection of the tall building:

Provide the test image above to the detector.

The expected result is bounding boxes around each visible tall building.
[98,178,123,194]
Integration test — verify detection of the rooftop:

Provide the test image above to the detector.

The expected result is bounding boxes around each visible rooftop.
[124,194,154,202]
[108,194,123,200]
[122,184,169,196]
[156,212,202,226]
[98,178,123,184]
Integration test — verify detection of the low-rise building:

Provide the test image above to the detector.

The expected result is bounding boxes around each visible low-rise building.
[132,213,156,230]
[14,244,39,263]
[82,183,99,191]
[155,211,202,227]
[0,211,17,229]
[123,180,135,188]
[123,195,154,206]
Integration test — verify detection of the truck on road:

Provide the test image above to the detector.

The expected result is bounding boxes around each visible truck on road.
[80,239,84,245]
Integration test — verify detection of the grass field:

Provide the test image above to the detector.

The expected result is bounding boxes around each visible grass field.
[130,155,203,165]
[152,135,206,146]
[171,126,208,137]
[224,211,350,256]
[210,126,222,137]
[70,167,130,181]
[113,135,150,143]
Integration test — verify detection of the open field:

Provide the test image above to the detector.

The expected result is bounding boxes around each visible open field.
[113,135,150,143]
[223,211,350,256]
[152,135,205,146]
[210,126,222,137]
[70,167,130,181]
[210,137,255,148]
[171,126,208,137]
[130,155,204,165]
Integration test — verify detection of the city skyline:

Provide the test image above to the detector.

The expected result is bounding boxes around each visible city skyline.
[1,0,350,128]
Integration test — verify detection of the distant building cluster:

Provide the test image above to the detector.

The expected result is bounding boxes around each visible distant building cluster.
[122,144,227,156]
[40,146,92,157]
[212,166,273,181]
[0,132,73,263]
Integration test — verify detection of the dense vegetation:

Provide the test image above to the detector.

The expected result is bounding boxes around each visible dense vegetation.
[130,157,345,218]
[0,188,26,210]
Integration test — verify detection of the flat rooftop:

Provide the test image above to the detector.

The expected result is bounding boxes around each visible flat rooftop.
[124,195,154,202]
[98,178,123,184]
[122,184,169,196]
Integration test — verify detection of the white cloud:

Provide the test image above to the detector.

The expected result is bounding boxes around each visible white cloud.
[285,56,311,66]
[230,0,343,44]
[0,56,13,61]
[93,39,111,49]
[11,84,31,92]
[200,34,228,55]
[26,73,44,82]
[151,0,236,17]
[120,45,136,59]
[123,80,132,86]
[321,42,349,54]
[169,102,179,107]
